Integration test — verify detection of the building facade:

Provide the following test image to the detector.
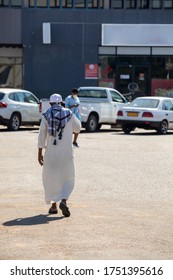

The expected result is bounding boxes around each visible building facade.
[0,0,173,99]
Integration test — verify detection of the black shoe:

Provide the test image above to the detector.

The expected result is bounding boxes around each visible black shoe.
[73,142,80,147]
[59,202,71,217]
[48,208,58,214]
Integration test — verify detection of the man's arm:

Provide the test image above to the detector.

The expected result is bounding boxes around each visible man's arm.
[65,97,78,109]
[38,148,44,166]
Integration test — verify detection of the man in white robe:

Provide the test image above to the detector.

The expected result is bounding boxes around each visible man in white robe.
[38,93,81,217]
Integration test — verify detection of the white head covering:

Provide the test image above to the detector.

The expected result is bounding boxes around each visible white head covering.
[50,93,62,103]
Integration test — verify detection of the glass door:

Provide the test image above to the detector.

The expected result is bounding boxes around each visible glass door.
[116,66,132,95]
[134,66,150,96]
[116,65,150,99]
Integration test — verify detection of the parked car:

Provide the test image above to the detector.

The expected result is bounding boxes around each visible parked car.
[117,96,173,134]
[39,87,129,132]
[77,86,128,131]
[0,88,41,131]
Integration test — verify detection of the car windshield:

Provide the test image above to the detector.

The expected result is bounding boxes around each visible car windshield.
[0,92,5,100]
[130,98,159,108]
[78,89,107,98]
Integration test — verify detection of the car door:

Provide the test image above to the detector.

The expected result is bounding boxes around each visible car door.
[162,100,173,129]
[23,91,40,122]
[98,89,111,122]
[15,91,40,122]
[109,90,127,122]
[14,92,30,121]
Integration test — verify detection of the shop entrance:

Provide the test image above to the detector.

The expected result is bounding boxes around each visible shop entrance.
[116,65,150,99]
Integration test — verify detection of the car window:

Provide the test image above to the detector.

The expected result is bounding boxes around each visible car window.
[23,92,38,103]
[0,92,5,100]
[110,90,124,103]
[131,99,159,108]
[78,89,107,98]
[8,92,20,102]
[162,100,173,111]
[15,92,25,103]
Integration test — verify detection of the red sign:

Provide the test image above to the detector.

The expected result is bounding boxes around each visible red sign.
[85,64,98,79]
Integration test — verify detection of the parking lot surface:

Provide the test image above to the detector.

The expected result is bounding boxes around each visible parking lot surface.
[0,125,173,260]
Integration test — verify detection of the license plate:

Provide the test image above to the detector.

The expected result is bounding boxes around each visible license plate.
[127,112,138,117]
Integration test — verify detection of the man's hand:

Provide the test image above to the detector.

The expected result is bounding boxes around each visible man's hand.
[38,148,44,166]
[69,104,79,109]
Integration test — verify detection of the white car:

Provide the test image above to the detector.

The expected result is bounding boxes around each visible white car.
[0,88,41,131]
[117,96,173,134]
[77,86,128,131]
[39,86,129,132]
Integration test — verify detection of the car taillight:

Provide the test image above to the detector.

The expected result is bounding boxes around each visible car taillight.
[0,102,7,108]
[39,102,42,113]
[142,112,153,118]
[117,110,123,116]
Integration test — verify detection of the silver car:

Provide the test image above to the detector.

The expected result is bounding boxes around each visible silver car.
[0,88,41,131]
[117,96,173,134]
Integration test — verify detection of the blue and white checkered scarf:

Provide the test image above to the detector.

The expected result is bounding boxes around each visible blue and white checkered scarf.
[43,104,72,143]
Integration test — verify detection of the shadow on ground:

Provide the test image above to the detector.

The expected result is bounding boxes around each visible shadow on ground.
[114,131,173,136]
[3,214,64,226]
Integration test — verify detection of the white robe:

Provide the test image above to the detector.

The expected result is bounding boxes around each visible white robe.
[38,114,81,204]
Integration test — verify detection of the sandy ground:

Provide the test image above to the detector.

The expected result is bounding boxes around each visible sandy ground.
[0,125,173,260]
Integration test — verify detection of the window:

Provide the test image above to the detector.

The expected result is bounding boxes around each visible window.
[9,93,20,102]
[88,0,103,8]
[24,92,38,103]
[49,0,60,7]
[78,89,107,98]
[62,0,73,8]
[75,0,85,8]
[162,100,173,110]
[8,92,37,103]
[37,0,47,7]
[131,98,159,108]
[139,0,149,9]
[111,0,123,8]
[0,0,9,6]
[9,93,16,102]
[126,0,136,8]
[164,0,173,8]
[110,90,124,103]
[0,56,22,88]
[152,0,162,8]
[29,0,35,7]
[98,56,116,88]
[28,0,48,8]
[152,57,173,79]
[15,92,25,103]
[0,93,5,100]
[99,56,116,79]
[11,0,22,6]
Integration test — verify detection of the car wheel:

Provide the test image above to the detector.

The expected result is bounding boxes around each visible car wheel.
[122,125,134,134]
[86,114,98,132]
[8,113,21,131]
[157,120,168,135]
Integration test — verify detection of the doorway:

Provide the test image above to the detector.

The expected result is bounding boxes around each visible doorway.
[116,65,150,99]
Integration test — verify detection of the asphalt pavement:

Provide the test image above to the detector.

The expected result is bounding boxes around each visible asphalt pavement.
[0,125,173,260]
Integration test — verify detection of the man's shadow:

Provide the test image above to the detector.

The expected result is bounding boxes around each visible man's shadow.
[3,214,64,227]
